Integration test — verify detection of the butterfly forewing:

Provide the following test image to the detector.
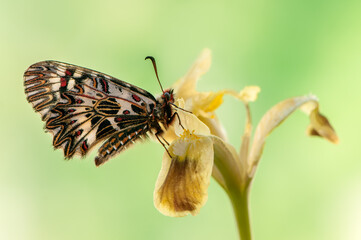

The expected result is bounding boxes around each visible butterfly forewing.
[24,61,161,162]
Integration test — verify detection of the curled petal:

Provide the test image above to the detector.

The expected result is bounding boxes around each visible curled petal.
[222,86,261,103]
[238,86,261,103]
[301,103,339,144]
[154,135,214,217]
[248,95,338,177]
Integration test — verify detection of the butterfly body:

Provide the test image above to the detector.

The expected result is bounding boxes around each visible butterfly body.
[24,61,174,166]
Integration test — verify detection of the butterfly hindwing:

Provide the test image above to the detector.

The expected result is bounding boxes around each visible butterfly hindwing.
[24,61,158,160]
[95,124,148,166]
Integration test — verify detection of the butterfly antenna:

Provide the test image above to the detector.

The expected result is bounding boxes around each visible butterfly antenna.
[145,56,164,93]
[170,103,193,114]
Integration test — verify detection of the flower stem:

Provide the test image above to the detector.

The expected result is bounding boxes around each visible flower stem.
[228,189,252,240]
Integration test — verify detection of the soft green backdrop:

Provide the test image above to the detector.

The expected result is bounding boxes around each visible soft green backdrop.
[1,0,360,239]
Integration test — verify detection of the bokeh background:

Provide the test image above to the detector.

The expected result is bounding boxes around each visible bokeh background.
[1,0,360,239]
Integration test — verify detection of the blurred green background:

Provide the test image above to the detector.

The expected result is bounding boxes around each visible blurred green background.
[1,0,360,239]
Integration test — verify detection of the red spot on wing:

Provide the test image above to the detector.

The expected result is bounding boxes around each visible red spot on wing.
[102,79,108,92]
[68,109,75,113]
[82,140,88,150]
[60,77,67,87]
[65,70,72,76]
[115,117,123,122]
[123,110,130,115]
[132,94,141,102]
[75,129,83,137]
[76,99,83,104]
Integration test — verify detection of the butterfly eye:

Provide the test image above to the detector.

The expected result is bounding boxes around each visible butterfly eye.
[164,91,170,99]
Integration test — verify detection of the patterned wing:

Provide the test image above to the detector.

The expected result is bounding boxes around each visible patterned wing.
[24,61,157,161]
[95,123,148,166]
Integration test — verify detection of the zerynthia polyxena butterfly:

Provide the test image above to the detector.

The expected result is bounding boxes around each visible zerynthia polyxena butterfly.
[24,58,175,166]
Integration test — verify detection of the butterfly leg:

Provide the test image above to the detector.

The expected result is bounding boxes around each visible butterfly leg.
[159,134,170,145]
[170,111,185,130]
[155,132,172,158]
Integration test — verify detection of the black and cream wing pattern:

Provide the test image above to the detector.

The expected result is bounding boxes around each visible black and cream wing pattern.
[24,61,159,166]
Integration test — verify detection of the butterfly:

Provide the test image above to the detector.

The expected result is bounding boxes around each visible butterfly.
[24,58,175,166]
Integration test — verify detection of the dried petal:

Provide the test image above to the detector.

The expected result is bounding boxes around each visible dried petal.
[306,107,339,144]
[248,95,338,177]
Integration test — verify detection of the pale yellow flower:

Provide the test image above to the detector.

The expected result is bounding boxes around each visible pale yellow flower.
[171,49,228,140]
[172,49,260,140]
[152,49,338,240]
[154,109,215,217]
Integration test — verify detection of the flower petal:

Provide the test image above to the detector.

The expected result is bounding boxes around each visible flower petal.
[173,49,212,100]
[210,135,245,190]
[154,135,214,217]
[192,91,226,118]
[198,115,228,141]
[160,98,211,143]
[238,86,261,103]
[172,107,211,137]
[239,103,252,183]
[248,95,338,177]
[301,102,339,144]
[187,87,260,119]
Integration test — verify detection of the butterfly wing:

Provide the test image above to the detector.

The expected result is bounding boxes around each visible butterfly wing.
[24,61,157,162]
[95,123,148,166]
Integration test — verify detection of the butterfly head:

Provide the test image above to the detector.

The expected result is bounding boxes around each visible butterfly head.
[153,88,175,128]
[162,88,175,104]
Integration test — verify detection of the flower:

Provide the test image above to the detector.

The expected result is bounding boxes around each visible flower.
[151,49,338,240]
[152,50,265,217]
[171,49,260,141]
[171,48,228,140]
[153,108,215,217]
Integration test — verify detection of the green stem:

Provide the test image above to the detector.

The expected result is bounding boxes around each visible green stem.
[228,189,252,240]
